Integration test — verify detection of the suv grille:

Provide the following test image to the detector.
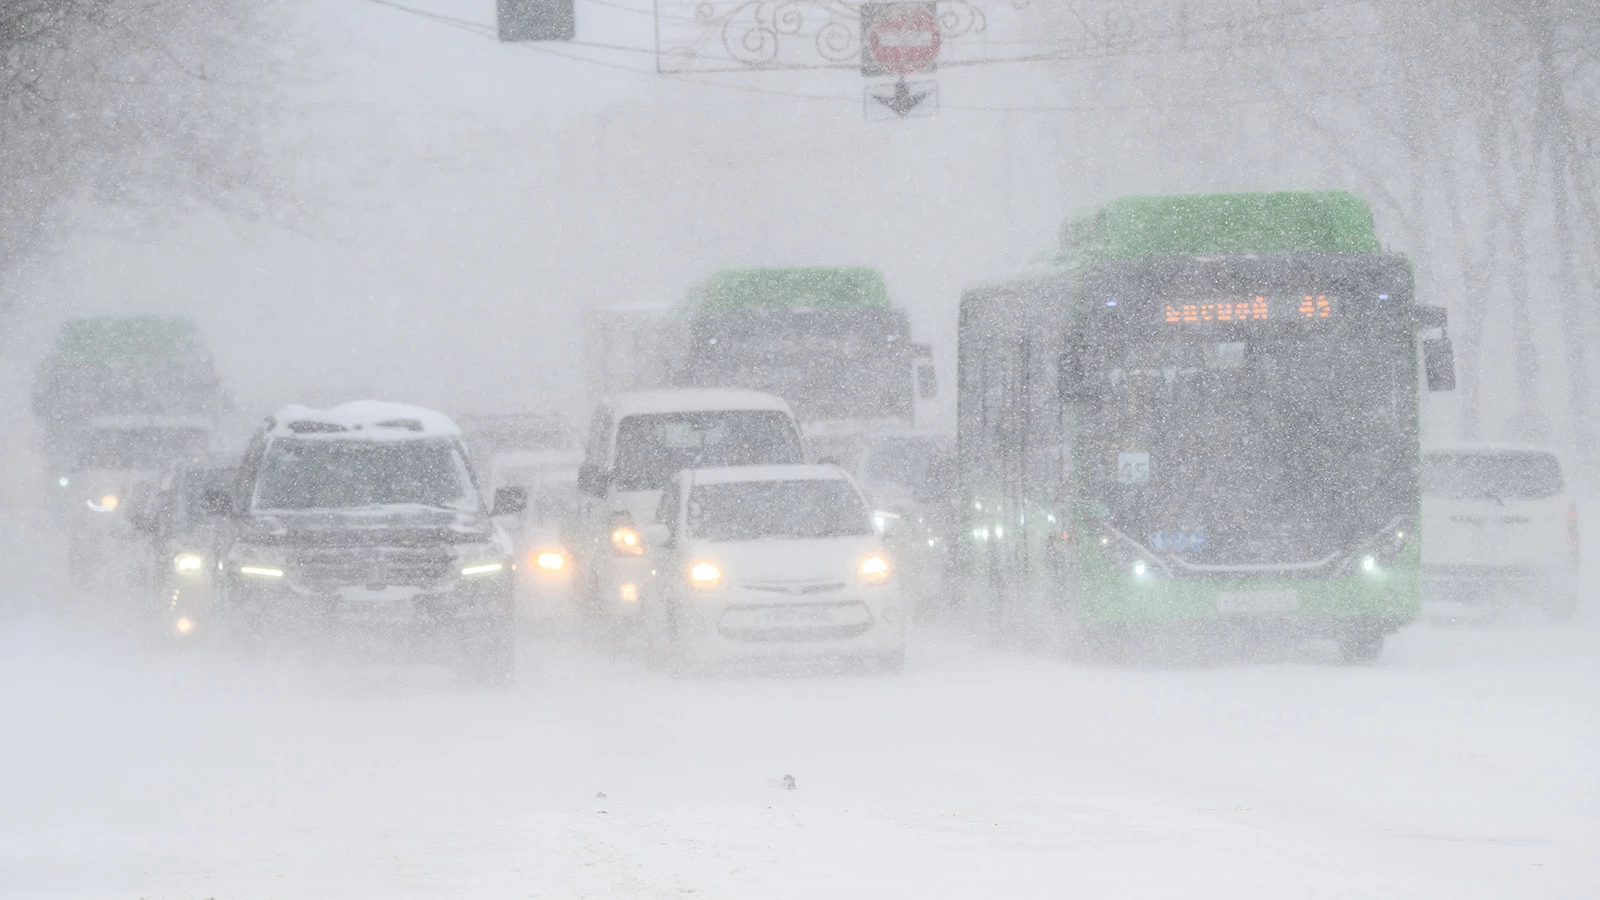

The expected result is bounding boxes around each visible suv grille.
[293,549,452,590]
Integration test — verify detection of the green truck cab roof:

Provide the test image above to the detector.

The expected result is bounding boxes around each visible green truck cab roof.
[51,315,210,363]
[1063,191,1381,260]
[701,266,889,310]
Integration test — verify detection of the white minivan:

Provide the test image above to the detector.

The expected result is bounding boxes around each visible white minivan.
[640,464,906,672]
[572,390,805,626]
[1421,445,1580,620]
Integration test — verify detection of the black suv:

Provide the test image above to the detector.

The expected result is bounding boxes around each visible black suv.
[206,403,525,685]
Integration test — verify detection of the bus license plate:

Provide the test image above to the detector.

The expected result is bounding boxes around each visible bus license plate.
[1217,589,1299,614]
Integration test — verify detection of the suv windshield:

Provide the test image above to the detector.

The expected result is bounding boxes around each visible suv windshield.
[1422,452,1563,500]
[74,428,210,471]
[612,411,802,492]
[688,479,872,541]
[253,438,478,512]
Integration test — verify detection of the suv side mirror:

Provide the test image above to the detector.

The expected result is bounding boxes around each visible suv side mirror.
[577,463,609,497]
[492,486,528,516]
[1424,337,1457,392]
[200,488,233,517]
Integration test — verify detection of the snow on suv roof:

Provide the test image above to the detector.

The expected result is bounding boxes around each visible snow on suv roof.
[687,464,849,486]
[611,389,794,418]
[270,401,461,440]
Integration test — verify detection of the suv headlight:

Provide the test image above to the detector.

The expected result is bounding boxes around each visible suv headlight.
[461,562,506,577]
[230,546,287,580]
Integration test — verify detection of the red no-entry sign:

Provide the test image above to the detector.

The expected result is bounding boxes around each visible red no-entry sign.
[863,3,941,77]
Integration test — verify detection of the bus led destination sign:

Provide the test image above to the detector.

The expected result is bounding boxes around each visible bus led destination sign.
[1164,295,1334,324]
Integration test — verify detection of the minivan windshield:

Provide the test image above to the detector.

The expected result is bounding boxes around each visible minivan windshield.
[1422,451,1564,501]
[74,427,210,471]
[612,410,802,492]
[253,438,478,512]
[688,479,872,542]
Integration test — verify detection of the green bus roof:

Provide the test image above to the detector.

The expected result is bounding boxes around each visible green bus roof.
[701,267,889,310]
[1064,191,1381,260]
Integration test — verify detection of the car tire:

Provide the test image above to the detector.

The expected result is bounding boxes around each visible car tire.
[1338,629,1384,664]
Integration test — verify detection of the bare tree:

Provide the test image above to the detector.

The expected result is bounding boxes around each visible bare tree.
[0,0,281,311]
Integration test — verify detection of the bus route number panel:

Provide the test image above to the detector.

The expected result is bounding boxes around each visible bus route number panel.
[1164,295,1334,324]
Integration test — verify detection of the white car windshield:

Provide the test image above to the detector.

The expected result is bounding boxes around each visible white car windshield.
[253,438,478,511]
[687,479,872,541]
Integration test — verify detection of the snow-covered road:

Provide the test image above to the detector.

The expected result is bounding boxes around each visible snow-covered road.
[3,616,1595,899]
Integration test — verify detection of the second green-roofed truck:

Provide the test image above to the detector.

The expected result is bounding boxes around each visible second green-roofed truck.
[956,191,1457,662]
[586,267,939,439]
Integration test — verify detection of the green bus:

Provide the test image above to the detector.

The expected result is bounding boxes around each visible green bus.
[955,191,1456,661]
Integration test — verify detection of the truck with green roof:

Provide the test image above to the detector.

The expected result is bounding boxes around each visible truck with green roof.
[955,191,1457,661]
[33,315,226,483]
[586,267,938,434]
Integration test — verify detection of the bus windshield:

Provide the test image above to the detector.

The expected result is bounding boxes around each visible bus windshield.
[1081,325,1414,566]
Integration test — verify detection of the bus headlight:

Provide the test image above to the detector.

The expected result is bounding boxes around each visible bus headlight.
[1343,519,1414,576]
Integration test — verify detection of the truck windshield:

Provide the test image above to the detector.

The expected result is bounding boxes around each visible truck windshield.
[612,411,802,493]
[1082,325,1414,566]
[688,479,872,541]
[1422,452,1563,500]
[74,428,210,471]
[253,438,478,512]
[677,311,914,422]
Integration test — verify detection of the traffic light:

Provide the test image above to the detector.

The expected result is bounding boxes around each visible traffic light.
[497,0,575,42]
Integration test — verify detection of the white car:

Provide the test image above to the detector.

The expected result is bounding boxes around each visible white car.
[1421,444,1580,620]
[640,465,906,672]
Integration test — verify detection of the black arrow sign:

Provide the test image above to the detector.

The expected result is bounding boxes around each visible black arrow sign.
[873,79,932,118]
